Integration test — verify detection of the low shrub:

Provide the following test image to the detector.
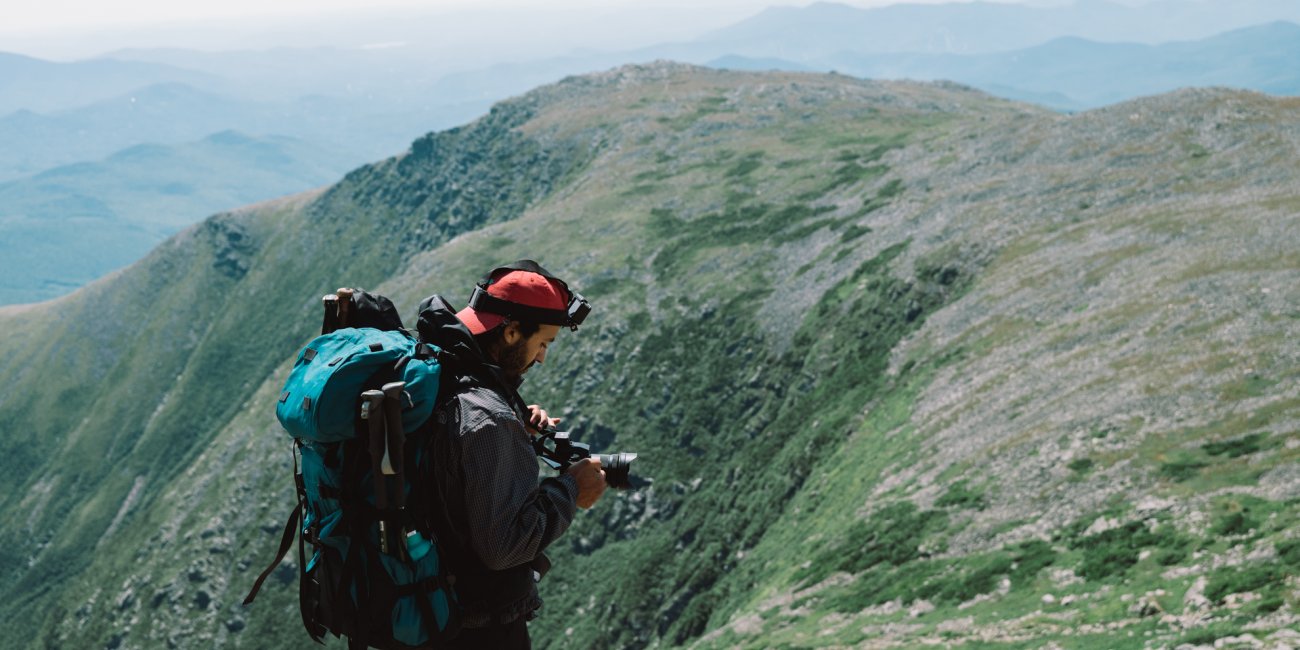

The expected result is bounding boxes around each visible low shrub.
[1276,539,1300,567]
[1202,433,1267,458]
[1071,521,1171,580]
[1205,565,1283,604]
[1211,511,1256,537]
[1068,458,1095,473]
[1008,539,1058,584]
[1159,459,1209,482]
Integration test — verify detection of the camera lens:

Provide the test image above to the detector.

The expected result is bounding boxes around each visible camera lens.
[595,452,638,489]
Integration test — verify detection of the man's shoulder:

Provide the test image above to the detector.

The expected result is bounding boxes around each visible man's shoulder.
[447,385,519,430]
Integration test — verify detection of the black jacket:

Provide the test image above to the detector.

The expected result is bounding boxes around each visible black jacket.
[416,296,578,627]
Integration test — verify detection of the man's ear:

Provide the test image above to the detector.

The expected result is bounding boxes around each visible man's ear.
[500,320,522,346]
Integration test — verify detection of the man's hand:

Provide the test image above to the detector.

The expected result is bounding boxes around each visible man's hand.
[566,457,607,509]
[526,404,561,435]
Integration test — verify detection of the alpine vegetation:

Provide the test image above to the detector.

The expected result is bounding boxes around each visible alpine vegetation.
[0,63,1296,649]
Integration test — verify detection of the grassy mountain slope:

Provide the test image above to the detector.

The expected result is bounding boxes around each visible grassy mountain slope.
[0,64,1296,649]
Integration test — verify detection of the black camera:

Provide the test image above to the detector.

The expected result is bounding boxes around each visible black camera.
[533,425,642,490]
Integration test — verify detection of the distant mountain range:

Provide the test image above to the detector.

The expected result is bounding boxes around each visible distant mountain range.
[0,83,270,181]
[0,81,488,182]
[0,51,218,115]
[3,0,1300,305]
[699,0,1300,56]
[713,20,1300,110]
[0,131,352,305]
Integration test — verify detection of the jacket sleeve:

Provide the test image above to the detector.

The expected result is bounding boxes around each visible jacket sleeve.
[456,397,579,571]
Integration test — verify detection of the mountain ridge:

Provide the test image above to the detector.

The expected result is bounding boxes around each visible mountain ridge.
[0,63,1296,648]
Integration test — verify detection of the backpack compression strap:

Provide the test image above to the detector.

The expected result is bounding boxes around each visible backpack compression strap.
[243,443,308,606]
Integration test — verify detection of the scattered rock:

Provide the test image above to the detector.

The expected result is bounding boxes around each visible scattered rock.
[909,600,935,617]
[1129,595,1163,618]
[937,616,974,633]
[1184,576,1211,611]
[1135,496,1176,513]
[1050,568,1084,588]
[1083,516,1120,536]
[1213,634,1262,648]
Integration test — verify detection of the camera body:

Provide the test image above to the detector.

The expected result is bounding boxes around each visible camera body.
[533,427,640,489]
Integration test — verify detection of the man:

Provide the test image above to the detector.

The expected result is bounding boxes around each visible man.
[416,260,607,649]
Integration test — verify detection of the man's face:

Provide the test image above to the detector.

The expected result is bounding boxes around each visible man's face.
[496,323,561,382]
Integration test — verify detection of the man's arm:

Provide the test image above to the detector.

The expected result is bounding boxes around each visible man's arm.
[457,397,579,571]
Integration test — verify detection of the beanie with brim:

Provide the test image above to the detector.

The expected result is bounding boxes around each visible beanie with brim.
[456,268,571,336]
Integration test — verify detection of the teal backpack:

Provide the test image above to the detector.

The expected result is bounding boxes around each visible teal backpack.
[244,289,461,650]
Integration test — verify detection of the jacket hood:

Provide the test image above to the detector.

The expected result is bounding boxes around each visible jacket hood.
[416,294,479,360]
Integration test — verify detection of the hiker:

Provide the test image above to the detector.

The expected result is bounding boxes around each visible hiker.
[418,260,607,649]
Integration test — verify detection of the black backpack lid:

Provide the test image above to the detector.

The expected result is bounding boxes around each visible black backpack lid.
[349,289,405,331]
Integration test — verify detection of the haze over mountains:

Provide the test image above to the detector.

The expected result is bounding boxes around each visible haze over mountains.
[3,0,1300,306]
[0,130,350,304]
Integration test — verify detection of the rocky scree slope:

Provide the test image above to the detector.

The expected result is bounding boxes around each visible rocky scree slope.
[0,64,1295,649]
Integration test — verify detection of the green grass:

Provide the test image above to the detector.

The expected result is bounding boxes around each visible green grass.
[650,201,838,278]
[656,95,734,131]
[794,501,949,587]
[726,152,765,178]
[1217,374,1278,401]
[839,224,872,242]
[936,480,987,510]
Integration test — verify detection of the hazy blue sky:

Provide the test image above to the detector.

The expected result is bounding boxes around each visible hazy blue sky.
[0,0,1230,60]
[3,1,775,60]
[7,0,1232,37]
[6,0,987,32]
[10,0,840,32]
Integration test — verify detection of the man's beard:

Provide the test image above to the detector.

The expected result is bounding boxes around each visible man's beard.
[494,339,534,383]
